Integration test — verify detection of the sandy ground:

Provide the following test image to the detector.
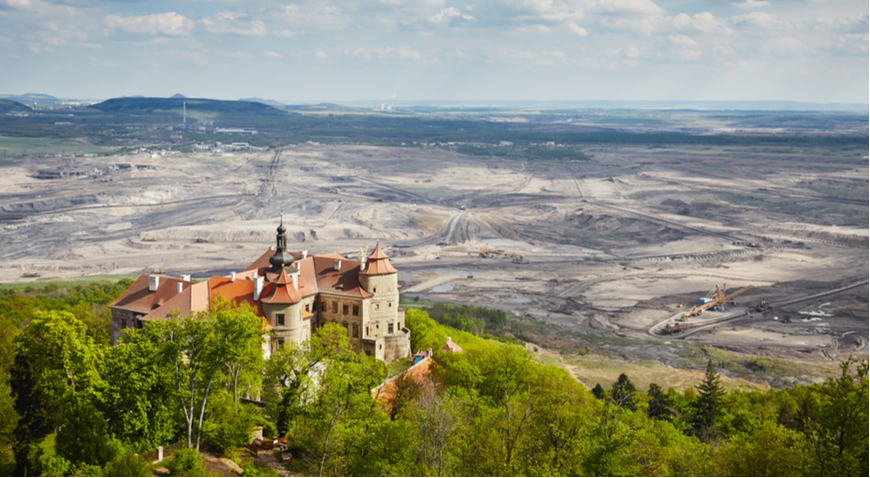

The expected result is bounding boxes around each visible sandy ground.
[0,144,866,378]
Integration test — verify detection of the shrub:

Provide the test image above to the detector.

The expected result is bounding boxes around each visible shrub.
[104,449,151,477]
[167,448,205,477]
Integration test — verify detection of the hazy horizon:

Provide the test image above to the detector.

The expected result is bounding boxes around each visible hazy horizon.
[1,0,866,104]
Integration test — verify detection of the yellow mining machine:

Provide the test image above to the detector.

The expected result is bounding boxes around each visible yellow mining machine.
[446,242,524,261]
[680,282,754,321]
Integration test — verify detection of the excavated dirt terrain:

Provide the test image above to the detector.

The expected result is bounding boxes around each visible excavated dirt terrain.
[0,143,866,380]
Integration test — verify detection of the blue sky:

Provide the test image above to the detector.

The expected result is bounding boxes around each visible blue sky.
[0,0,867,103]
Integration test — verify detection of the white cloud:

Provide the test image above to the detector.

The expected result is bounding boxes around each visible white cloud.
[568,23,590,36]
[670,12,730,34]
[202,12,267,37]
[8,53,20,59]
[0,0,30,8]
[274,29,296,37]
[105,12,194,36]
[264,50,281,58]
[347,46,424,61]
[730,12,786,30]
[315,50,327,58]
[731,0,769,10]
[763,37,808,57]
[623,44,640,58]
[588,0,664,16]
[668,35,696,46]
[429,7,475,26]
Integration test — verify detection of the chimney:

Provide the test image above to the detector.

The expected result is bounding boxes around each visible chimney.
[302,250,308,259]
[333,260,342,271]
[182,274,191,282]
[231,272,236,282]
[427,347,433,357]
[292,274,298,291]
[149,275,159,292]
[360,258,366,271]
[253,270,258,279]
[254,276,264,301]
[177,283,183,294]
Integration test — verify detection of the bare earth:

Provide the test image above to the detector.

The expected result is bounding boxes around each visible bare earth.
[1,144,866,384]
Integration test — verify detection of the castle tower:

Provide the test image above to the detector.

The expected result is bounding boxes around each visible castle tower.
[359,241,401,338]
[266,214,298,282]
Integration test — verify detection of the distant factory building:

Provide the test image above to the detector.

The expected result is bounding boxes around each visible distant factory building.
[215,127,258,135]
[109,217,411,362]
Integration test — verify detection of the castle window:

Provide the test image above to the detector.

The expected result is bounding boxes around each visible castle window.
[388,302,392,308]
[276,339,284,349]
[373,286,378,293]
[388,323,394,334]
[321,301,327,312]
[353,305,359,316]
[277,314,285,326]
[365,326,369,337]
[343,304,349,315]
[332,302,338,313]
[374,303,379,311]
[305,304,310,312]
[121,319,127,329]
[353,324,359,338]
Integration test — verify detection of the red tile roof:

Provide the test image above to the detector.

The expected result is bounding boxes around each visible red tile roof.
[312,256,373,298]
[110,274,194,314]
[441,337,464,354]
[377,357,435,403]
[261,270,304,304]
[360,243,397,275]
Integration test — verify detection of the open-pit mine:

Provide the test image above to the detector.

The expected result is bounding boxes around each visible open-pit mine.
[1,141,866,384]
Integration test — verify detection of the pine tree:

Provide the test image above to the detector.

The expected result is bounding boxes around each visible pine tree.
[647,383,672,421]
[691,359,725,438]
[610,373,637,411]
[591,383,605,400]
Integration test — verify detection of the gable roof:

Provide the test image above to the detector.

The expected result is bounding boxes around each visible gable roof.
[110,274,194,315]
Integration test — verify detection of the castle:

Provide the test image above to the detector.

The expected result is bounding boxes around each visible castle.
[109,217,411,362]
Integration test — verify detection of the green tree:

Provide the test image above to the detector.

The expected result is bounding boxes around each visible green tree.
[610,373,637,411]
[145,307,264,450]
[590,383,605,400]
[802,356,869,476]
[647,383,673,421]
[691,359,725,439]
[717,418,806,476]
[100,330,178,452]
[10,352,51,476]
[56,394,121,467]
[11,311,105,473]
[387,370,423,421]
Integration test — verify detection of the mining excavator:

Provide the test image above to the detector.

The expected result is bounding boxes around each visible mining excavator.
[680,283,754,321]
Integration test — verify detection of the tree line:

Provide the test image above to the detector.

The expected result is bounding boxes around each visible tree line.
[0,282,867,476]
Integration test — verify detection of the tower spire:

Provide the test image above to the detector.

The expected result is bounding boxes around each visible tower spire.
[269,213,296,274]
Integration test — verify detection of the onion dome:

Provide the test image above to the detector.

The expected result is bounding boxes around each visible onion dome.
[268,214,298,274]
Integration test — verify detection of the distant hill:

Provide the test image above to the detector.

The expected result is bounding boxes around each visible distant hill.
[89,97,286,116]
[0,99,32,113]
[239,97,286,108]
[0,93,61,106]
[170,94,187,99]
